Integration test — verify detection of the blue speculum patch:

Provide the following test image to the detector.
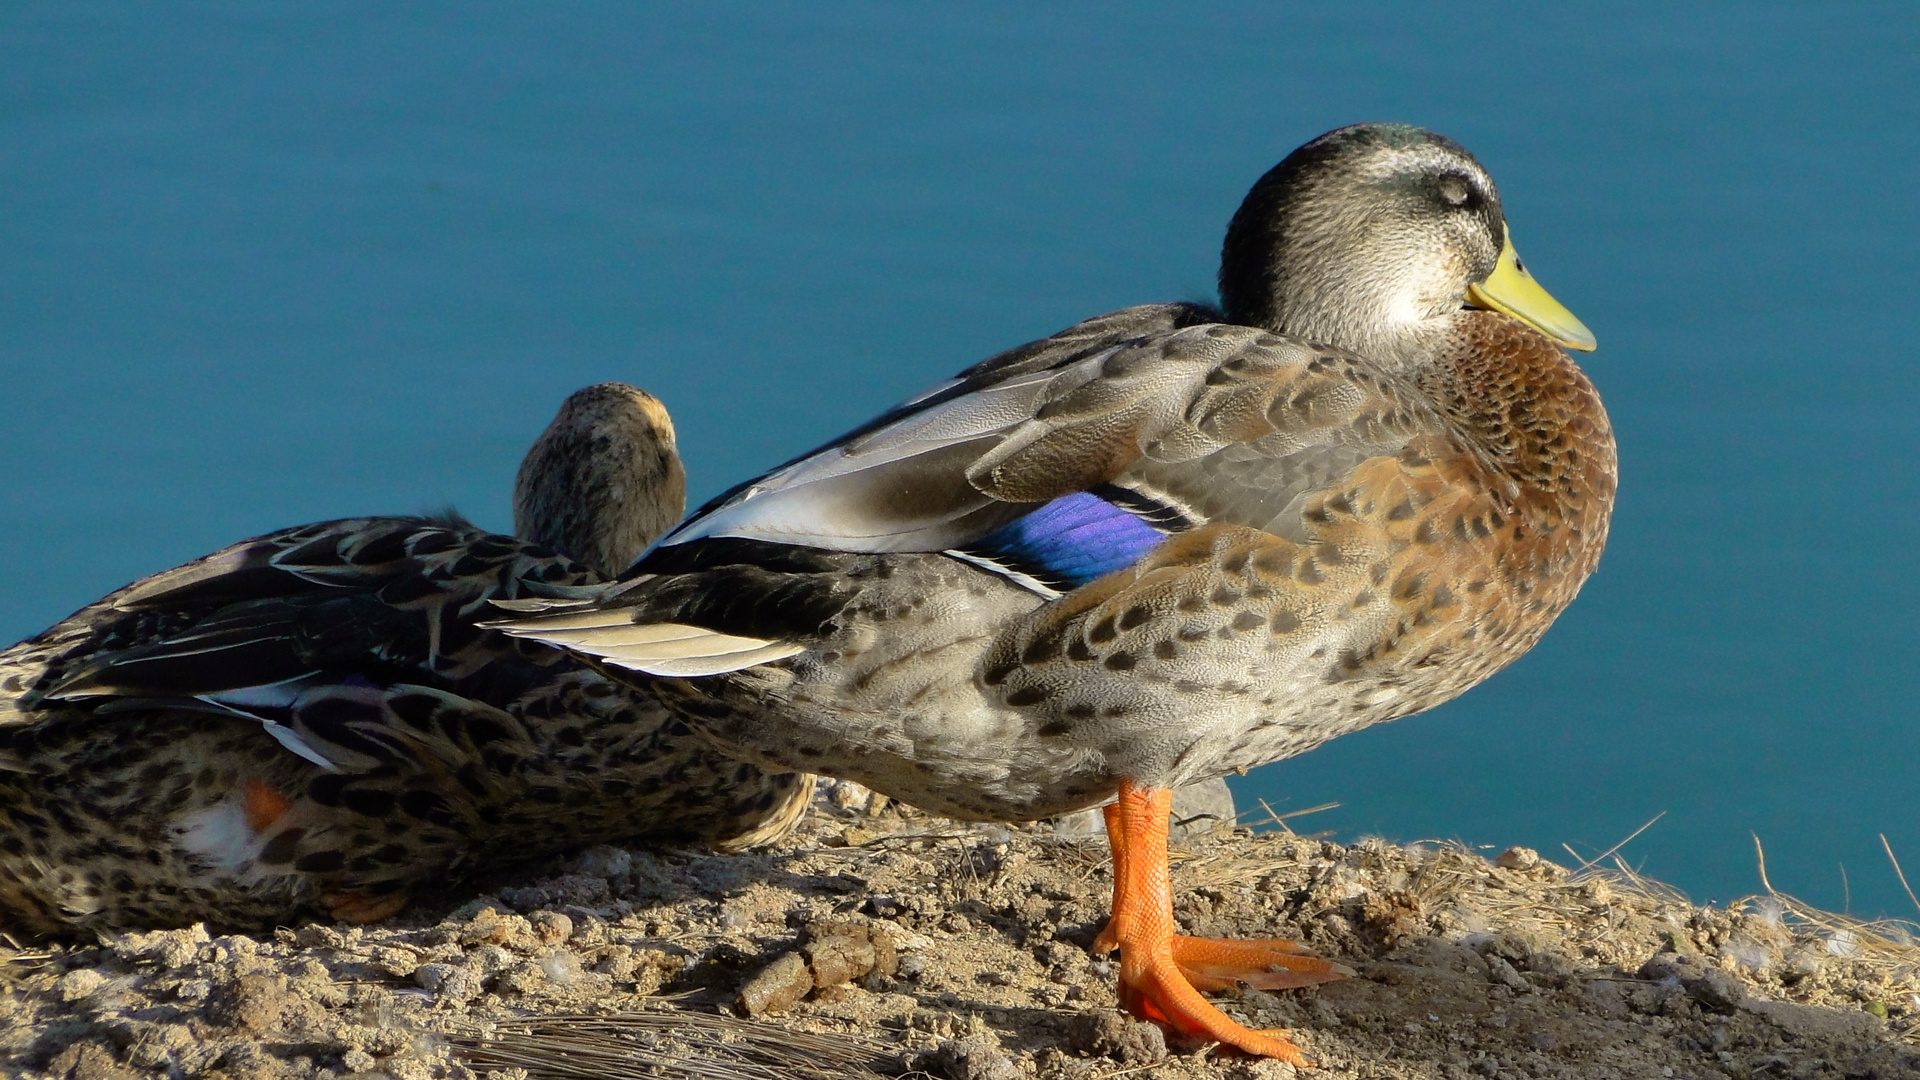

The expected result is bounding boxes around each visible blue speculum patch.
[969,492,1169,589]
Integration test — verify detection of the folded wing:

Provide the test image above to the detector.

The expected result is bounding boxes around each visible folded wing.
[491,309,1451,676]
[1,517,603,770]
[651,311,1443,572]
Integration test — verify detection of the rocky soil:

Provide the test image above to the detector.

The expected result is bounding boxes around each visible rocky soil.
[6,783,1920,1080]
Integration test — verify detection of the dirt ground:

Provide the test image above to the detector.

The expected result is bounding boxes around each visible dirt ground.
[6,783,1920,1080]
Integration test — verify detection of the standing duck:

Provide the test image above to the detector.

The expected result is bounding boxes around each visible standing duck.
[0,383,811,936]
[496,124,1615,1062]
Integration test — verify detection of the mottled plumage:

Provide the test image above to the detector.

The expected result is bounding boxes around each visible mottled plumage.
[515,382,687,578]
[0,383,808,937]
[498,125,1616,1059]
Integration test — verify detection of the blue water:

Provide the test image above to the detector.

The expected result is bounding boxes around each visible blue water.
[4,4,1917,916]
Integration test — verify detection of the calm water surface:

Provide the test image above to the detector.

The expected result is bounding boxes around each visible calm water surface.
[4,3,1917,914]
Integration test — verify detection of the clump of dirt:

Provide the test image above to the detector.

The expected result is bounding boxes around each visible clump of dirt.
[6,784,1920,1080]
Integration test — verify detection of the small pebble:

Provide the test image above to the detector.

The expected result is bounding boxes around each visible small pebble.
[56,969,107,1002]
[1494,847,1540,870]
[737,952,813,1017]
[529,910,573,945]
[412,963,458,993]
[1067,1009,1167,1064]
[921,1034,1022,1080]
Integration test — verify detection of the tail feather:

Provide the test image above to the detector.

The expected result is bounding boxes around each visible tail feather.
[487,609,802,678]
[625,641,805,677]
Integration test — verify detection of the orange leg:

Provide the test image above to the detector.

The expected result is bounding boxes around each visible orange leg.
[1090,780,1350,1062]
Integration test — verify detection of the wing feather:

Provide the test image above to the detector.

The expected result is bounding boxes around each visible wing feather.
[493,309,1458,677]
[647,316,1445,564]
[487,609,803,677]
[4,517,601,731]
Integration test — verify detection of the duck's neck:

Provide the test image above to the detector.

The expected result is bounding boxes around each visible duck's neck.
[1235,289,1466,379]
[1418,310,1616,506]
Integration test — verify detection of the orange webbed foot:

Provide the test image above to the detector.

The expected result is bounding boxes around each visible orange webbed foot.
[1095,927,1350,991]
[1170,935,1353,991]
[1095,781,1349,1063]
[1121,946,1319,1063]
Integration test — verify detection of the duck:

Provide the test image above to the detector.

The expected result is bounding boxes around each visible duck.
[494,124,1616,1062]
[0,383,812,937]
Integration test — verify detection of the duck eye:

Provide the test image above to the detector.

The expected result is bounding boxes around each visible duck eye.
[1436,175,1472,207]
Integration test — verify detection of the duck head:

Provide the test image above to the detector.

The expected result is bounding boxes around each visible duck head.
[513,382,688,577]
[1219,122,1595,368]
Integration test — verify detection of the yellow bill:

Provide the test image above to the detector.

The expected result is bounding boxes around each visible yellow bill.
[1465,238,1597,352]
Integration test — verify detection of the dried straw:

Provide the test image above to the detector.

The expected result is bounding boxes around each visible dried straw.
[451,1009,896,1080]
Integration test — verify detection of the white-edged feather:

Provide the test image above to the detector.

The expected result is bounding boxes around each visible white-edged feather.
[191,680,346,771]
[485,577,647,617]
[492,617,802,677]
[611,641,805,678]
[257,720,341,771]
[942,549,1065,600]
[655,364,1078,552]
[486,596,593,615]
[483,606,665,631]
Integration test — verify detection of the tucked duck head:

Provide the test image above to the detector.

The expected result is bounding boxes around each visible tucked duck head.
[1219,122,1594,366]
[513,382,687,578]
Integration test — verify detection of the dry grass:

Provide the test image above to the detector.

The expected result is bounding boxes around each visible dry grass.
[0,932,54,982]
[450,1008,898,1080]
[1737,835,1920,1031]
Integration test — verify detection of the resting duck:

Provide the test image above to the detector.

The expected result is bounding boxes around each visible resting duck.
[0,383,811,937]
[496,124,1615,1062]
